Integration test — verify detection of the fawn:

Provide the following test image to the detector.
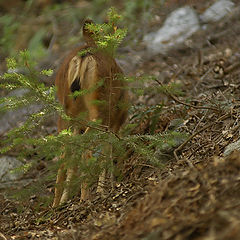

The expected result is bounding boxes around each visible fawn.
[53,20,128,207]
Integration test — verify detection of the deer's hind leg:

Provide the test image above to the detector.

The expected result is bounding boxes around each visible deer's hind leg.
[53,161,67,207]
[53,125,79,207]
[59,166,77,205]
[59,128,82,204]
[96,142,112,196]
[53,153,78,207]
[80,147,92,202]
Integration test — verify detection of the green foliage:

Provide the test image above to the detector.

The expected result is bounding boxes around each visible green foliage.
[0,50,62,154]
[156,82,184,97]
[0,8,187,204]
[28,28,48,60]
[0,14,47,60]
[0,0,161,60]
[121,0,154,40]
[124,131,186,167]
[84,7,127,56]
[0,15,19,55]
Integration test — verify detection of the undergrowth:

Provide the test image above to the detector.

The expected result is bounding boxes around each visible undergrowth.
[0,8,187,204]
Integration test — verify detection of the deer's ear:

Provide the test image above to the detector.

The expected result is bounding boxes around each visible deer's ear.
[83,19,95,44]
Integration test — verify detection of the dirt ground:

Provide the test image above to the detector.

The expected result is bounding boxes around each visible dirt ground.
[1,1,240,239]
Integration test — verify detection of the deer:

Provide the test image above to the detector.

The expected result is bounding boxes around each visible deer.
[53,20,128,207]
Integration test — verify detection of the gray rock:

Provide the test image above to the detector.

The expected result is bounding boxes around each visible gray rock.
[7,88,29,97]
[0,179,33,190]
[0,156,24,182]
[224,139,240,156]
[0,88,42,136]
[144,6,200,55]
[200,0,234,23]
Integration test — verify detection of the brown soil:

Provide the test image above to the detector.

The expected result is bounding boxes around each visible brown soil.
[1,1,240,239]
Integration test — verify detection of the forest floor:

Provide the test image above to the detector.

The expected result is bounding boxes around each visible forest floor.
[1,1,240,239]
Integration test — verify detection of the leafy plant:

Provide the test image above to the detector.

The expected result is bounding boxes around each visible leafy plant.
[82,7,127,56]
[0,8,187,203]
[0,15,19,56]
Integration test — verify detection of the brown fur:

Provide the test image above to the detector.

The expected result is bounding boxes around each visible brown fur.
[53,21,128,207]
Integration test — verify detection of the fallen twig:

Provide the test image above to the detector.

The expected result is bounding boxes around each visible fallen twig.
[224,62,240,74]
[174,113,231,161]
[155,79,218,111]
[0,232,7,240]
